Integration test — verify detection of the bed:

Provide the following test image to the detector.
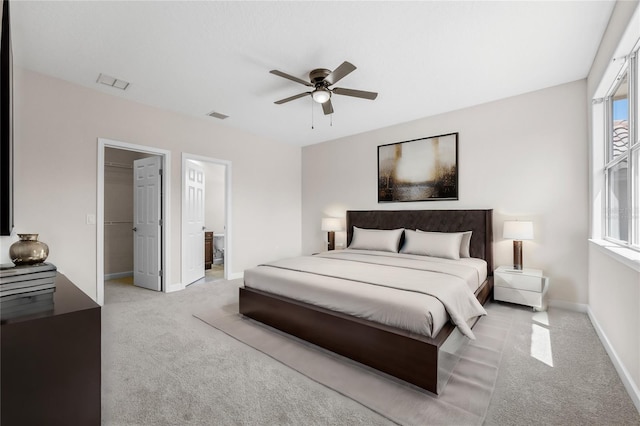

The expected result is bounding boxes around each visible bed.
[239,209,493,394]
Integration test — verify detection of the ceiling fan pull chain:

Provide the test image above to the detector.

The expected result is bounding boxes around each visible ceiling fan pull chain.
[311,97,314,130]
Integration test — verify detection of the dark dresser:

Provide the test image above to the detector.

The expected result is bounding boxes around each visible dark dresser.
[1,273,101,425]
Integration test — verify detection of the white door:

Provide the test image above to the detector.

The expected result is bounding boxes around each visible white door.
[184,160,205,285]
[133,156,162,291]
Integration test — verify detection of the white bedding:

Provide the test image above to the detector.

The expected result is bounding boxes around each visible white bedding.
[243,249,487,339]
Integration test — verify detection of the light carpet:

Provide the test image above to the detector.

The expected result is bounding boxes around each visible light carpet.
[195,305,512,426]
[103,279,640,425]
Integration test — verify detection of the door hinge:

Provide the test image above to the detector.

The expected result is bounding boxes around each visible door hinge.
[159,270,163,277]
[159,219,163,226]
[159,168,163,175]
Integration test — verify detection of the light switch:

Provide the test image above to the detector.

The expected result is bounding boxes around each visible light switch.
[86,214,96,225]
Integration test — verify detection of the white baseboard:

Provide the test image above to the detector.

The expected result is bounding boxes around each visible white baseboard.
[548,298,588,313]
[104,271,133,281]
[587,307,640,413]
[227,271,244,280]
[166,282,185,293]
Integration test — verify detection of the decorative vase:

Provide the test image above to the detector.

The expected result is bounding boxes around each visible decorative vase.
[9,234,49,266]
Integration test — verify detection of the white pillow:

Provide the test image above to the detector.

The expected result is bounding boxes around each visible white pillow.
[402,230,464,260]
[416,229,472,258]
[349,227,404,252]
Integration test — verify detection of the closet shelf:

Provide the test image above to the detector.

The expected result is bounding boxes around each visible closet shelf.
[104,220,133,225]
[105,161,133,169]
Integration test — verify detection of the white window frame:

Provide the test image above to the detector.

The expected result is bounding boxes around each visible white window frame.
[602,43,639,251]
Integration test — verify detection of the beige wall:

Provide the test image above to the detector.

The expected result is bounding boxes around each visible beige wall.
[302,80,589,305]
[203,161,226,235]
[2,68,301,299]
[586,0,640,407]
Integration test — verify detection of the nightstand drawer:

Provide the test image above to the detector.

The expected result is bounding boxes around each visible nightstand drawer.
[495,272,544,292]
[494,286,544,309]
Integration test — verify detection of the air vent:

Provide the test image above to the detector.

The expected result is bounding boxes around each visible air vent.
[96,73,130,90]
[207,111,229,120]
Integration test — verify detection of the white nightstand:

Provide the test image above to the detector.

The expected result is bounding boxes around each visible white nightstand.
[494,266,549,311]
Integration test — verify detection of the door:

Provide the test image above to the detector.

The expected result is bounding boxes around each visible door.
[184,160,205,284]
[133,156,162,291]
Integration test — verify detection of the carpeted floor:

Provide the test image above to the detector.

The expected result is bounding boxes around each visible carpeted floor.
[206,264,225,281]
[194,304,511,425]
[103,278,392,425]
[102,277,640,425]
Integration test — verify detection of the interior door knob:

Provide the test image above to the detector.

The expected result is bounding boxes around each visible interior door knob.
[132,227,137,232]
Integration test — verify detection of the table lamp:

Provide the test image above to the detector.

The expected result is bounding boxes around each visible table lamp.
[321,218,342,251]
[503,220,534,270]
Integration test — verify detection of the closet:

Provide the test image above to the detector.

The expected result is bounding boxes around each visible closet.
[103,148,152,280]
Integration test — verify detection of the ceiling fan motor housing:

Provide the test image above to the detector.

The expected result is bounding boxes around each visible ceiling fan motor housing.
[309,68,331,86]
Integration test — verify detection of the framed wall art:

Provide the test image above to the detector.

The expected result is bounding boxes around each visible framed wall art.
[1,0,14,235]
[378,132,458,202]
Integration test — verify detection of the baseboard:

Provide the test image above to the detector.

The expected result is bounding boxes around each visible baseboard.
[166,282,185,293]
[548,299,588,313]
[228,271,244,280]
[587,307,640,413]
[104,271,133,281]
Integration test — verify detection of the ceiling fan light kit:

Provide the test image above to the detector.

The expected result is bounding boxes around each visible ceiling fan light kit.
[271,61,378,116]
[312,88,331,104]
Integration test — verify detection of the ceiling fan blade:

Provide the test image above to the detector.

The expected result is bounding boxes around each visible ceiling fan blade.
[324,61,356,86]
[322,98,334,115]
[333,87,378,100]
[270,70,313,87]
[274,92,311,104]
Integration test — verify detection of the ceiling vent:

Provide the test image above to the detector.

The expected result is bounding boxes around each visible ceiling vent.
[207,111,229,120]
[96,73,130,90]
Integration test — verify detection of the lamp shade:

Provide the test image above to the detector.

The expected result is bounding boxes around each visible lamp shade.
[503,221,534,240]
[321,217,342,232]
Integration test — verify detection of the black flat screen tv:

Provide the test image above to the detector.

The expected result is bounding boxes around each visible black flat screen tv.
[1,0,13,236]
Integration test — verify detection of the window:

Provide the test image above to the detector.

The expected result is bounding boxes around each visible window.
[603,44,639,249]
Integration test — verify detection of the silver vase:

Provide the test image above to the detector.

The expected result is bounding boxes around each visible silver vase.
[9,234,49,266]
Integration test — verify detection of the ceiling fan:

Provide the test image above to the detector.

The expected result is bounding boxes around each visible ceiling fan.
[270,61,378,115]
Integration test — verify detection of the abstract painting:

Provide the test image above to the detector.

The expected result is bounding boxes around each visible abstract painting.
[378,133,458,202]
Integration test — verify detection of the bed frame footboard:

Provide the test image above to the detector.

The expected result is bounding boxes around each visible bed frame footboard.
[239,279,491,394]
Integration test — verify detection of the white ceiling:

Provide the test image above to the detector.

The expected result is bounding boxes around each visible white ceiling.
[10,1,615,147]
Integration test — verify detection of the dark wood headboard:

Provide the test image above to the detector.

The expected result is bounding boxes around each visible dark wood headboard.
[346,209,493,275]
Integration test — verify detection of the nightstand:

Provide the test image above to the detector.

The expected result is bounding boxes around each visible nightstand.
[494,266,549,311]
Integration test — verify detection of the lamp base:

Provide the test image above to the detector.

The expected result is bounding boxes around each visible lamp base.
[327,231,335,251]
[512,240,523,270]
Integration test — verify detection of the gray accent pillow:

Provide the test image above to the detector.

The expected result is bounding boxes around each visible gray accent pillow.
[403,230,464,260]
[460,231,472,258]
[416,229,472,258]
[349,227,404,252]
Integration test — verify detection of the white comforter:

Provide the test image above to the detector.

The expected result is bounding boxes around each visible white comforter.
[243,249,487,339]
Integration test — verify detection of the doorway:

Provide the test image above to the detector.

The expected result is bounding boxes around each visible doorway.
[97,138,172,306]
[181,153,231,286]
